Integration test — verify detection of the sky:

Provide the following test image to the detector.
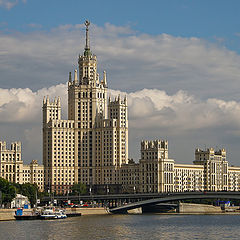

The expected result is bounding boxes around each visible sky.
[1,0,240,165]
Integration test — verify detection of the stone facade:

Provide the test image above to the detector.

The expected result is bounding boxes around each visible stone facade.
[42,21,240,194]
[0,141,44,191]
[139,140,174,193]
[4,22,240,195]
[194,148,228,191]
[121,140,240,193]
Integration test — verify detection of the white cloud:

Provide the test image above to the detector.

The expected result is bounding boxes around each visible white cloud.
[0,83,67,123]
[1,23,240,101]
[1,84,240,164]
[2,22,240,164]
[0,0,26,9]
[109,88,240,132]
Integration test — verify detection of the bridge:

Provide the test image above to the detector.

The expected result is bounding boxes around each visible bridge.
[42,192,178,206]
[109,192,240,214]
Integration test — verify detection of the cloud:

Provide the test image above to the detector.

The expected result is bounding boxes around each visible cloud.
[2,22,240,165]
[27,23,42,29]
[109,88,240,132]
[1,22,240,101]
[0,0,26,9]
[1,84,240,165]
[0,83,67,123]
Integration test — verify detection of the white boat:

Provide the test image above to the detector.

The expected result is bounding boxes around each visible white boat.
[54,209,67,219]
[40,208,56,219]
[40,208,67,220]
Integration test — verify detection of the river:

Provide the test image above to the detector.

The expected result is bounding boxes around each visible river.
[0,214,240,239]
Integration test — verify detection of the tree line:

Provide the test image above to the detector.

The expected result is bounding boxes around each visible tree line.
[0,177,39,205]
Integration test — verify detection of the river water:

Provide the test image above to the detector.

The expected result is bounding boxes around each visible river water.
[1,214,240,240]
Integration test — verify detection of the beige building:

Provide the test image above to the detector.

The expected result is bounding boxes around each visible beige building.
[194,148,228,191]
[121,139,240,193]
[174,164,204,192]
[23,160,44,191]
[139,140,174,193]
[120,159,140,193]
[0,141,44,191]
[40,20,240,194]
[43,21,128,194]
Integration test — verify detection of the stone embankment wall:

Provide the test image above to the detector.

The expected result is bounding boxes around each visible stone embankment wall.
[0,207,108,221]
[0,209,32,221]
[178,203,222,213]
[65,207,107,215]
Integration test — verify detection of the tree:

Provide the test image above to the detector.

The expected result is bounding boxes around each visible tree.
[0,177,15,204]
[71,183,87,195]
[19,183,38,206]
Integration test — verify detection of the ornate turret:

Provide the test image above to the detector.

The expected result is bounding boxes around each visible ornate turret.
[77,20,98,86]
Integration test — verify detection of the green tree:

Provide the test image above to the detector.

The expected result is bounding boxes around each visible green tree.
[71,183,87,195]
[0,177,15,203]
[19,183,38,206]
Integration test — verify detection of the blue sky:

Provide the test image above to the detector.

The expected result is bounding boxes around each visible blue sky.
[2,0,240,165]
[1,0,240,47]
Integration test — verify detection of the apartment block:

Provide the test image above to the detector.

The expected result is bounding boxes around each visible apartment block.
[0,141,44,191]
[43,21,128,194]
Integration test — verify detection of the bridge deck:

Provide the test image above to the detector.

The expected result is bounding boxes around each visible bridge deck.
[109,192,240,213]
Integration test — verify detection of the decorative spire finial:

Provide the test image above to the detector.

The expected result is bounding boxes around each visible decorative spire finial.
[85,20,90,50]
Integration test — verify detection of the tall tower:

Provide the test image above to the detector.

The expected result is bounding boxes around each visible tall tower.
[43,20,128,193]
[68,21,109,185]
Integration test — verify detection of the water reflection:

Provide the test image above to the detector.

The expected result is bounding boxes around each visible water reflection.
[1,214,240,240]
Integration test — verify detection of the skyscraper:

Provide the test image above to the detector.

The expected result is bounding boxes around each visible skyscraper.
[43,21,128,194]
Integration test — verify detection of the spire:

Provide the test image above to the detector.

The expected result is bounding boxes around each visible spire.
[103,70,107,86]
[84,20,92,57]
[85,20,90,50]
[124,95,127,105]
[57,96,61,106]
[74,69,78,83]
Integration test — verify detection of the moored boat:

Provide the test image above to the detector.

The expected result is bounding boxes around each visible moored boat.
[14,208,41,220]
[40,208,56,220]
[15,215,41,220]
[54,209,67,219]
[40,208,67,220]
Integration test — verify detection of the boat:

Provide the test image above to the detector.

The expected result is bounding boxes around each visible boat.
[40,208,56,220]
[14,208,41,220]
[54,209,67,219]
[15,207,68,220]
[15,214,41,220]
[40,208,67,220]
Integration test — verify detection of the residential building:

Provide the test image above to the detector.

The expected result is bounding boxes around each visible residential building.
[121,139,240,193]
[139,140,174,193]
[194,148,228,191]
[0,141,22,183]
[23,160,44,191]
[43,21,128,194]
[0,141,44,191]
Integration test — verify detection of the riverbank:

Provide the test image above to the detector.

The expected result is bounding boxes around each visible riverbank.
[1,204,239,221]
[0,207,108,221]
